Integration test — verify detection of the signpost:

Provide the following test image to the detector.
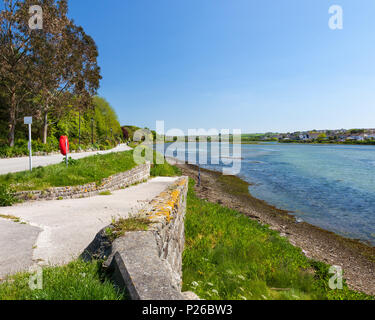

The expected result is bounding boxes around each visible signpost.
[65,139,68,167]
[24,117,33,171]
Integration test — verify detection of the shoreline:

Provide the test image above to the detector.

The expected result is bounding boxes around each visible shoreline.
[174,161,375,296]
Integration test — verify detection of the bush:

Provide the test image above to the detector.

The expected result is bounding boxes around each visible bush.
[0,184,17,207]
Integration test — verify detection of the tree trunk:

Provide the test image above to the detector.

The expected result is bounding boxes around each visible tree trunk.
[8,92,16,147]
[78,111,81,145]
[43,112,48,144]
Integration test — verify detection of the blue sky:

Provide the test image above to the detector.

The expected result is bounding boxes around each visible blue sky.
[68,0,375,133]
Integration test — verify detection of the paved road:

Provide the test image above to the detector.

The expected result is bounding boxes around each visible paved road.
[0,144,132,175]
[0,177,178,279]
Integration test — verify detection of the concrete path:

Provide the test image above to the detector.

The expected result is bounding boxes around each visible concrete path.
[0,144,132,175]
[0,177,178,279]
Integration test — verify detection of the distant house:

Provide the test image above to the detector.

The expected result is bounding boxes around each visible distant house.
[347,135,365,141]
[298,134,309,141]
[308,133,320,140]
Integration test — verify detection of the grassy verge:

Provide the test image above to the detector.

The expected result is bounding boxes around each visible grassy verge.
[0,259,124,300]
[182,179,373,300]
[150,160,182,177]
[0,151,137,192]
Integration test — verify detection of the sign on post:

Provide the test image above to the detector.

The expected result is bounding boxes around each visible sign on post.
[24,117,32,125]
[24,117,33,171]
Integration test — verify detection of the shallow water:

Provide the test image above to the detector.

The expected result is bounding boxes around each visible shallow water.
[165,142,375,245]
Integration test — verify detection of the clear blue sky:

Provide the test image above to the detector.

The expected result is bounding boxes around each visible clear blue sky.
[68,0,375,133]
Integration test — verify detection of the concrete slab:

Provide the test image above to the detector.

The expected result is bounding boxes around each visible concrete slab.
[0,219,42,279]
[0,177,178,277]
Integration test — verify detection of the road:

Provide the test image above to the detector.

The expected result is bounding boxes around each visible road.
[0,144,132,175]
[0,177,178,279]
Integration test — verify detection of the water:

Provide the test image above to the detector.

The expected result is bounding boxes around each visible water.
[165,142,375,245]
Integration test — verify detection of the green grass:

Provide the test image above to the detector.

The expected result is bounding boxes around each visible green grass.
[183,179,374,300]
[0,260,124,300]
[0,184,18,206]
[0,151,137,192]
[0,214,21,223]
[150,161,182,177]
[106,217,153,241]
[99,191,112,196]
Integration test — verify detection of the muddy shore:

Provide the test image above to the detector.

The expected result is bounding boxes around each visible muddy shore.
[175,162,375,296]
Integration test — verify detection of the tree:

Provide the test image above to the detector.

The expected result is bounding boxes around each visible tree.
[0,0,40,146]
[317,133,327,142]
[0,0,101,146]
[92,96,121,143]
[30,1,101,144]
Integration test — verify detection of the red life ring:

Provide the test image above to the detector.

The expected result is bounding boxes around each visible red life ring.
[59,136,69,156]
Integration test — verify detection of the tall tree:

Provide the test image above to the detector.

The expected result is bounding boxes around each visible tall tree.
[0,0,101,146]
[0,0,39,146]
[36,21,101,143]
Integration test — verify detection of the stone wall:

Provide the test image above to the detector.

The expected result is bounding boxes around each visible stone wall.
[83,176,199,300]
[15,162,150,201]
[136,177,188,292]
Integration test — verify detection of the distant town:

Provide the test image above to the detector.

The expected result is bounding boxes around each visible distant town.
[153,128,375,145]
[254,128,375,144]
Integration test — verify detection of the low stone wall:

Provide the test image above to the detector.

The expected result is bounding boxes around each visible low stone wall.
[15,162,150,201]
[136,177,188,293]
[83,177,198,300]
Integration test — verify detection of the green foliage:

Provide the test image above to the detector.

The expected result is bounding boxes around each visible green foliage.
[0,184,17,207]
[121,125,141,141]
[183,179,374,300]
[61,157,79,166]
[317,133,328,142]
[0,96,123,157]
[92,97,123,143]
[0,260,124,300]
[0,151,137,192]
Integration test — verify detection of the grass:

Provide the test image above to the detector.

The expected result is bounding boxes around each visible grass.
[0,151,137,192]
[0,214,21,223]
[136,146,182,177]
[99,191,112,196]
[0,184,18,206]
[182,179,374,300]
[106,217,153,241]
[0,259,124,300]
[150,160,182,177]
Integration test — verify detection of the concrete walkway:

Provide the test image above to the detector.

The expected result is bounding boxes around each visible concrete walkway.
[0,144,132,175]
[0,177,178,279]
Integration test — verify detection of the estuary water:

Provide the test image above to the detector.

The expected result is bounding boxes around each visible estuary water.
[165,142,375,245]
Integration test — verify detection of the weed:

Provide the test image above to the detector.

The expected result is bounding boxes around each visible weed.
[99,191,112,196]
[108,218,153,241]
[0,185,17,207]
